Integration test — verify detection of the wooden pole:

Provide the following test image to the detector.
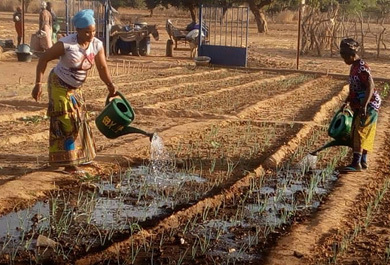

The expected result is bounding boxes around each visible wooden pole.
[22,0,25,45]
[296,0,305,70]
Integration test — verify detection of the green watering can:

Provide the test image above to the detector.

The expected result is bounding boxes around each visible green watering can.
[95,92,154,140]
[310,108,354,156]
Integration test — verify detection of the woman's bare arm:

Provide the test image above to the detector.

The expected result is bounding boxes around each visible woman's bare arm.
[95,48,117,97]
[32,41,64,101]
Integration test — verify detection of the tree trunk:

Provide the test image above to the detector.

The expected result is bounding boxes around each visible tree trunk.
[189,6,196,22]
[356,11,365,56]
[24,0,32,12]
[247,0,268,33]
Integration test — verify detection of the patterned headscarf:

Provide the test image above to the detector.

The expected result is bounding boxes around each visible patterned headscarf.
[340,38,359,56]
[72,9,95,29]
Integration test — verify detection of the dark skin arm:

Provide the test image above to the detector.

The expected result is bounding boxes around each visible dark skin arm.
[32,41,118,101]
[95,48,117,98]
[359,76,374,117]
[32,41,65,101]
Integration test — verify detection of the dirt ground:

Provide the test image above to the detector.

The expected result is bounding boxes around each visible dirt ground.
[1,8,390,265]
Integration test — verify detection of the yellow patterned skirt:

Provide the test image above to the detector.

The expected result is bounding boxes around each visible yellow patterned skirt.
[352,107,378,152]
[47,71,96,166]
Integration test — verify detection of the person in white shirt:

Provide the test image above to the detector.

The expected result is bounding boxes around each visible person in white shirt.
[32,9,118,175]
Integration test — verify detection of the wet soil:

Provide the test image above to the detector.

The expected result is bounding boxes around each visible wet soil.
[1,8,390,265]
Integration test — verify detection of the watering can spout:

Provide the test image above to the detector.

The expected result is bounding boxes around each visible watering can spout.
[118,126,154,141]
[309,108,354,156]
[310,140,343,156]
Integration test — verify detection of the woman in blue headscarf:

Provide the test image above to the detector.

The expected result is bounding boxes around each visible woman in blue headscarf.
[32,9,118,175]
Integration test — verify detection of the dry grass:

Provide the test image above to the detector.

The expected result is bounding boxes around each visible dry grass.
[0,0,17,12]
[273,10,297,24]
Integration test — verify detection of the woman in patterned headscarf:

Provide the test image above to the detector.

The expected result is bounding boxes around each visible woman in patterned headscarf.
[339,38,381,172]
[32,9,118,175]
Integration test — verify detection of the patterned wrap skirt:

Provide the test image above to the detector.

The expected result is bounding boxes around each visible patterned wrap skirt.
[47,71,96,166]
[352,106,378,152]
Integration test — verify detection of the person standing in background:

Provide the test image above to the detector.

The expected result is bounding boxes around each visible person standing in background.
[38,1,53,50]
[13,7,22,46]
[46,2,60,43]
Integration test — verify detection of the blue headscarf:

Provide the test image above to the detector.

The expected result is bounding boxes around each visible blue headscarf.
[72,9,95,29]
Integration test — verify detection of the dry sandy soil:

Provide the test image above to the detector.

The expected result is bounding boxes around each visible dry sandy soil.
[0,8,390,265]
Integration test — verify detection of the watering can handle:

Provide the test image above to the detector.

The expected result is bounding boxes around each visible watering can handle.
[338,108,354,117]
[105,91,133,112]
[343,109,353,117]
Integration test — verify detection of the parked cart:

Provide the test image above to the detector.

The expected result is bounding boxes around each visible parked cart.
[110,23,159,56]
[165,20,208,57]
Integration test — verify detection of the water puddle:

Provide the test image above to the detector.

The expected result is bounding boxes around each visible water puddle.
[0,133,207,257]
[184,164,339,264]
[0,202,49,251]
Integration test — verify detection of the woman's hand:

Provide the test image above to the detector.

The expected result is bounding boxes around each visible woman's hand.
[107,83,118,98]
[32,84,42,101]
[341,102,348,111]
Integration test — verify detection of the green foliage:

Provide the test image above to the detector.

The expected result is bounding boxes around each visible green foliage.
[266,0,300,13]
[110,0,128,9]
[129,0,146,8]
[339,0,380,13]
[144,0,161,10]
[110,0,145,8]
[381,83,390,99]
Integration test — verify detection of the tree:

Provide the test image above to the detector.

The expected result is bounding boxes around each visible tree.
[110,0,128,9]
[18,0,33,12]
[145,0,161,16]
[162,0,199,21]
[246,0,273,33]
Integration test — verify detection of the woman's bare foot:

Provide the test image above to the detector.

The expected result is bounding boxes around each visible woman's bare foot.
[64,166,86,176]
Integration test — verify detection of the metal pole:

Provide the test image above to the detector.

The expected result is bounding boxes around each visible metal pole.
[65,0,69,35]
[198,4,203,57]
[105,1,109,58]
[245,7,249,67]
[296,0,305,70]
[21,0,25,45]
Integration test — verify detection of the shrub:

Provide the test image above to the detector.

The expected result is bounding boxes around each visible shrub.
[275,10,296,24]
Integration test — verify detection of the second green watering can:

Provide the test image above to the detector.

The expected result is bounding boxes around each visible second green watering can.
[310,108,353,156]
[95,92,154,140]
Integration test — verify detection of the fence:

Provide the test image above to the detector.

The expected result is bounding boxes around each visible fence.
[60,0,113,56]
[198,6,249,67]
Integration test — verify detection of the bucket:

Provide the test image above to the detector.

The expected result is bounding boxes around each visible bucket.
[16,52,32,62]
[30,34,43,52]
[16,44,33,62]
[194,56,211,66]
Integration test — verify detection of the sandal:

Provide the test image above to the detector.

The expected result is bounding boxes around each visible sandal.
[62,166,87,177]
[339,164,362,173]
